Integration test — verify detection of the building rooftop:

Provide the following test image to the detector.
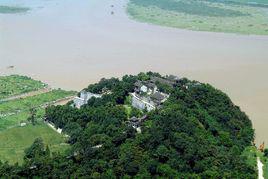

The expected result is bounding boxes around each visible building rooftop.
[150,76,175,87]
[150,92,166,102]
[129,116,140,122]
[134,81,143,88]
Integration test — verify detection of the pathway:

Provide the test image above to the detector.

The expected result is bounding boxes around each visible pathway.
[0,87,52,102]
[257,157,264,179]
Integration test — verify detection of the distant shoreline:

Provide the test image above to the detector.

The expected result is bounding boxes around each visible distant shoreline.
[0,5,30,14]
[127,0,268,35]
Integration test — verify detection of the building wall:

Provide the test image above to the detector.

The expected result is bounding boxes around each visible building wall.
[131,93,155,111]
[73,97,85,108]
[74,91,102,108]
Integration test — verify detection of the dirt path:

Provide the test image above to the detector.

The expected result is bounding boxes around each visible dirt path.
[40,96,75,108]
[52,96,75,106]
[0,87,52,102]
[257,157,264,179]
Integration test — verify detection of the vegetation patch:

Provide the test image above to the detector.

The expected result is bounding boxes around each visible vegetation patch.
[0,89,76,130]
[257,149,268,179]
[0,75,46,100]
[0,75,75,165]
[127,0,268,35]
[241,146,257,170]
[264,157,268,179]
[0,5,30,14]
[0,123,69,164]
[0,89,75,115]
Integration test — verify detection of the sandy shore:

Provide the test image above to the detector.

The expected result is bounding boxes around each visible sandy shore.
[1,0,268,145]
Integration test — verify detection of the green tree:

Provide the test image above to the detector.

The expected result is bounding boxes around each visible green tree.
[27,107,37,125]
[24,138,48,161]
[264,148,268,157]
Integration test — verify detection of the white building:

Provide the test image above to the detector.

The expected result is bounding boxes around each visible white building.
[73,90,102,108]
[130,89,169,112]
[134,81,157,95]
[140,85,148,93]
[130,93,156,111]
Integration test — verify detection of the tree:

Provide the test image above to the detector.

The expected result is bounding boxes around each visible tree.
[264,148,268,157]
[24,138,48,160]
[27,107,37,125]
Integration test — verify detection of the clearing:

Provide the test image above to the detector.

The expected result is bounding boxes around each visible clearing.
[0,75,76,164]
[0,123,69,164]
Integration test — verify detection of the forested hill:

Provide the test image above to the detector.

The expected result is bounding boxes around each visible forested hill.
[0,72,256,178]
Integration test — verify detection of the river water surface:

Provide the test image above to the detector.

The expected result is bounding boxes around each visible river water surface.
[0,0,268,145]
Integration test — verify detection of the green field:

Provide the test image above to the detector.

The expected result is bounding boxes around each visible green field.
[0,89,75,115]
[0,89,76,130]
[0,75,46,100]
[0,108,48,131]
[0,5,29,14]
[127,0,268,35]
[0,123,69,164]
[0,75,76,164]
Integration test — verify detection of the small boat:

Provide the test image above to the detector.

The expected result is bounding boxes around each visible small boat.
[7,65,15,69]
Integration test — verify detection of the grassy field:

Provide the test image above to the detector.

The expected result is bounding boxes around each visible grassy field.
[127,0,268,35]
[0,89,76,130]
[0,89,75,115]
[0,109,46,131]
[0,75,46,100]
[0,123,69,164]
[0,75,76,164]
[0,5,29,14]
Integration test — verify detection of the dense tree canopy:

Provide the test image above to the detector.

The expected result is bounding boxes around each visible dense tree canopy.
[0,72,256,178]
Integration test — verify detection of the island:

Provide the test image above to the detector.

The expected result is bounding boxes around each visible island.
[0,72,267,178]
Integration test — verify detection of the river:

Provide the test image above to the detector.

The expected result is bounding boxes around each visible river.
[0,0,268,145]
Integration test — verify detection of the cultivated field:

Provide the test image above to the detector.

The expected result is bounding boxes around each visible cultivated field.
[0,89,76,130]
[128,0,268,35]
[0,75,46,100]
